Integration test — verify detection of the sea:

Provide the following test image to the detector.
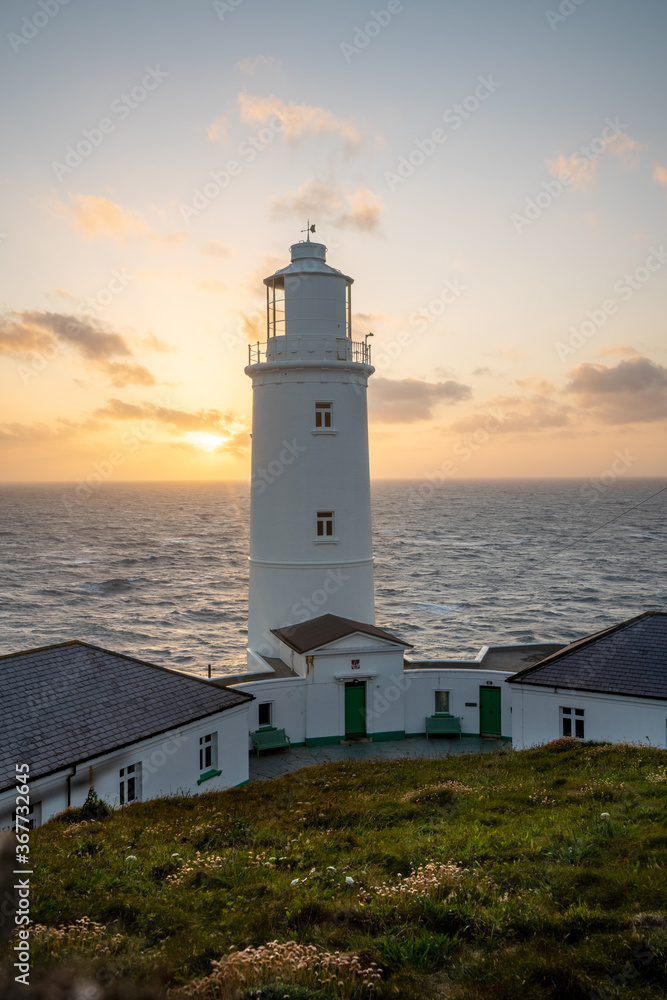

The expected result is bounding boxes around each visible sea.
[0,479,665,676]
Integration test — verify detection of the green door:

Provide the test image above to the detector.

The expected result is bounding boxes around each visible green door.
[479,686,501,736]
[345,682,367,738]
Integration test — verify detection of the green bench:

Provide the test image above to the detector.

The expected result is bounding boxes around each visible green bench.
[425,713,461,740]
[251,726,291,757]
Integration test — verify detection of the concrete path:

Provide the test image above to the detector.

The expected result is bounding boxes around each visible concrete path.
[249,735,509,782]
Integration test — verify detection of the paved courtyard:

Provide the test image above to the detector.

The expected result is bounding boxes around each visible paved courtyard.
[249,735,510,781]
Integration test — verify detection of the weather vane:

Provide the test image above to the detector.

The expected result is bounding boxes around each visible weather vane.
[301,220,316,241]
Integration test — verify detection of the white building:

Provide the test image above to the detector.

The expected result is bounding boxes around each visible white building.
[508,611,667,749]
[244,234,375,665]
[0,640,253,828]
[226,233,563,745]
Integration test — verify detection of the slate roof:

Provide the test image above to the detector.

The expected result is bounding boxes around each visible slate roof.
[506,612,667,700]
[271,614,412,654]
[0,640,252,793]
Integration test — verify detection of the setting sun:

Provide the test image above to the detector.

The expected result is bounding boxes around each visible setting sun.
[186,432,226,452]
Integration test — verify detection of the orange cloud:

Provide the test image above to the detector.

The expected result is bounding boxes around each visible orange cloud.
[654,164,667,187]
[271,181,383,233]
[236,94,372,150]
[53,193,151,241]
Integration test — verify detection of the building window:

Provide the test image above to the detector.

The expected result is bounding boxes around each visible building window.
[315,402,332,428]
[316,511,334,538]
[561,707,585,739]
[435,690,450,713]
[199,733,218,772]
[346,283,352,337]
[258,702,273,727]
[119,763,142,805]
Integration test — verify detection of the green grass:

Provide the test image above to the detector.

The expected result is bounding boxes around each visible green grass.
[3,740,667,999]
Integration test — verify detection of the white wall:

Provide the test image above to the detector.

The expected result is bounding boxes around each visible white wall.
[0,704,250,828]
[510,684,667,749]
[232,677,307,747]
[404,669,513,737]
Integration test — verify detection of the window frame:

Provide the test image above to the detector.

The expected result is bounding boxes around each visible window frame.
[561,706,585,740]
[119,762,142,805]
[266,277,285,338]
[316,510,335,539]
[258,702,273,728]
[434,690,450,714]
[315,402,333,429]
[199,732,218,774]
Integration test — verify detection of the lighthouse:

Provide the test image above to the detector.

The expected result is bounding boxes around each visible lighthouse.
[245,229,376,666]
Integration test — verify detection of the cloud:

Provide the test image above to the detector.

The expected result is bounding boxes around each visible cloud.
[369,377,471,423]
[607,133,642,169]
[197,280,227,294]
[201,240,234,257]
[236,310,264,341]
[93,398,250,452]
[236,55,282,75]
[515,376,557,395]
[207,115,228,142]
[52,194,151,241]
[654,164,667,188]
[451,394,574,434]
[139,332,175,354]
[0,310,157,387]
[547,133,641,191]
[547,153,599,192]
[271,181,383,233]
[237,93,373,151]
[597,344,642,359]
[566,356,667,423]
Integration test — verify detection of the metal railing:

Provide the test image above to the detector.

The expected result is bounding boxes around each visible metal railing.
[247,339,371,366]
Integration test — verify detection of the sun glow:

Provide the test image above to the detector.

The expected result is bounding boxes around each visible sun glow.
[186,432,226,452]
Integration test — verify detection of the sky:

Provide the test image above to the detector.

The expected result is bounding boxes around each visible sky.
[1,0,666,482]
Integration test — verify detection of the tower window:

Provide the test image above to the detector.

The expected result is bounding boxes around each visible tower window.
[315,402,332,428]
[266,277,285,337]
[119,762,142,805]
[561,707,585,739]
[346,282,352,338]
[316,511,334,538]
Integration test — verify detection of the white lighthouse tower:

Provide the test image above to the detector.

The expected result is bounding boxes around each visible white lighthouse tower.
[245,228,375,665]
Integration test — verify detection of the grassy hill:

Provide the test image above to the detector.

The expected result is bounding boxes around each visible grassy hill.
[3,740,667,999]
